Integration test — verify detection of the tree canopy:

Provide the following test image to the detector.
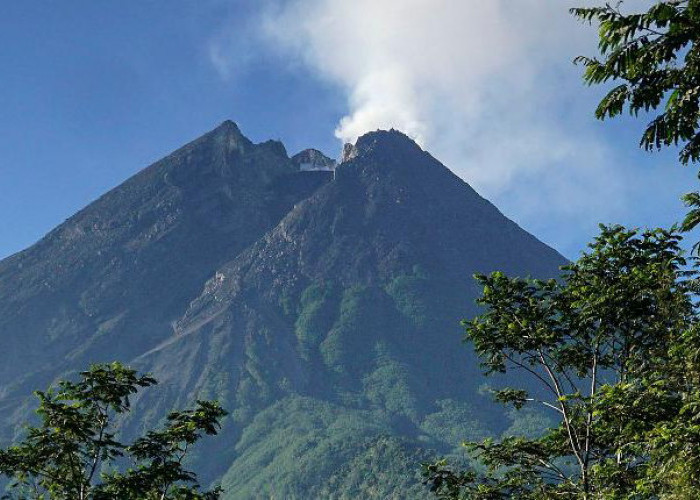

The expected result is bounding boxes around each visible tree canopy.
[0,362,226,500]
[424,2,700,498]
[424,226,700,498]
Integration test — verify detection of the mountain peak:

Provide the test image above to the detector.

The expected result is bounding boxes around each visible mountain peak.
[340,129,424,165]
[357,128,422,153]
[0,119,567,497]
[203,120,253,154]
[292,148,336,171]
[214,119,243,135]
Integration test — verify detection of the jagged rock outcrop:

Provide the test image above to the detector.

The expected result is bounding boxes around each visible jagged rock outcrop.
[292,148,336,171]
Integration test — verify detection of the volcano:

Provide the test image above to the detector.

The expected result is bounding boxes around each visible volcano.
[0,122,565,498]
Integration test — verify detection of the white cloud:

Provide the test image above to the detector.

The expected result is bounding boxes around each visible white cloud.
[255,1,630,249]
[211,0,687,256]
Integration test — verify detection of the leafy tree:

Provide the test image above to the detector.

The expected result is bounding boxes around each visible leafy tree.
[571,1,700,236]
[424,3,700,497]
[572,1,700,164]
[0,362,226,500]
[423,225,700,498]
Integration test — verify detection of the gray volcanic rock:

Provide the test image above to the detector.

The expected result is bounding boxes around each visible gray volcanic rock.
[0,123,566,497]
[0,121,330,434]
[128,129,566,496]
[291,148,336,171]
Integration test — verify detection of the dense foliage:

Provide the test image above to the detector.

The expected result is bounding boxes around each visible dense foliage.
[423,3,700,497]
[0,363,226,500]
[424,226,700,498]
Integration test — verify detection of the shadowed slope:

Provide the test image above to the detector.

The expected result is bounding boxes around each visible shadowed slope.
[0,121,331,436]
[126,129,565,497]
[0,124,565,498]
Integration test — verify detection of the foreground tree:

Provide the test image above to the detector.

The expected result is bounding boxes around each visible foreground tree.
[572,1,700,165]
[424,3,700,497]
[424,226,700,498]
[0,362,226,500]
[571,1,700,236]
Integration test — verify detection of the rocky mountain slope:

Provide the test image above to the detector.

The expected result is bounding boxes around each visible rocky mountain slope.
[0,122,565,498]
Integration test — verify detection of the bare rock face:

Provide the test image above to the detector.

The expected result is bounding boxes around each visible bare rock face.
[0,120,330,418]
[291,148,337,171]
[0,122,565,498]
[340,142,359,162]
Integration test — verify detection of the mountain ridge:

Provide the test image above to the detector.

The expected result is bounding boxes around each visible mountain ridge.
[0,121,565,497]
[0,120,328,418]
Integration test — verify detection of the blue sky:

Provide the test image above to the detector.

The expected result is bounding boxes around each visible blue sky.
[1,0,696,261]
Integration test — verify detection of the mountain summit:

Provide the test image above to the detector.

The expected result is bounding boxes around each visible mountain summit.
[0,122,565,498]
[292,148,336,171]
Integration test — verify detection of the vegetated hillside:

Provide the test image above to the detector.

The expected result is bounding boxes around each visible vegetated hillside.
[0,122,565,498]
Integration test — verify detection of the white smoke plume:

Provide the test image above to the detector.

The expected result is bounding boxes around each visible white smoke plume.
[211,0,687,255]
[259,0,595,176]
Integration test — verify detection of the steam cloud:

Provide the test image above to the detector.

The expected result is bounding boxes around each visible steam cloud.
[211,0,683,256]
[259,0,597,178]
